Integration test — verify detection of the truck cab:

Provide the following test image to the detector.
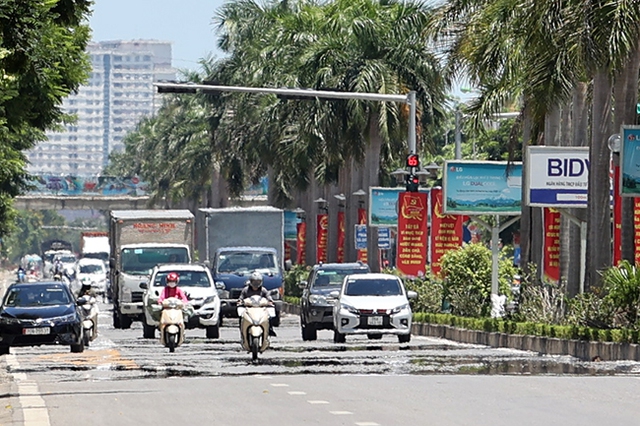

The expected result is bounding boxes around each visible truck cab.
[212,247,283,325]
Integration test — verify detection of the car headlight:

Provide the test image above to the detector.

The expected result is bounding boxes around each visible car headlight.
[204,296,217,304]
[340,303,359,315]
[51,313,79,324]
[0,316,20,325]
[309,294,327,305]
[391,303,409,314]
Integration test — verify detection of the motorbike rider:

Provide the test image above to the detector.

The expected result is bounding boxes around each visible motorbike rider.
[53,257,63,276]
[17,266,26,282]
[158,272,189,305]
[237,271,276,337]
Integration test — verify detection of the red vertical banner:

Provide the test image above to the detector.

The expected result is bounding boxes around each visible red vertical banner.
[316,214,328,263]
[284,241,292,262]
[429,187,464,276]
[396,192,428,277]
[613,164,622,265]
[543,208,561,284]
[357,208,368,263]
[296,222,306,265]
[336,211,345,263]
[635,199,640,265]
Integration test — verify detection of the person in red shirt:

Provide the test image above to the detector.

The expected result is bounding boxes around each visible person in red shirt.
[157,272,189,304]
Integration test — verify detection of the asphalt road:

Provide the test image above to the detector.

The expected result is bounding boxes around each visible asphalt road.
[2,277,640,425]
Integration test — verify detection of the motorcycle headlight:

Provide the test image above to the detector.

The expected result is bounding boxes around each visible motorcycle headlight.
[309,294,327,305]
[340,303,359,315]
[391,303,409,315]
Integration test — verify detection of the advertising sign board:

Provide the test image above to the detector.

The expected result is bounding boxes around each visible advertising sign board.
[369,187,429,227]
[378,227,391,249]
[525,146,589,207]
[620,126,640,197]
[443,161,522,215]
[355,225,367,250]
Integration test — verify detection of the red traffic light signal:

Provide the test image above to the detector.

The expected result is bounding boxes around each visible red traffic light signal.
[406,174,420,192]
[406,154,419,168]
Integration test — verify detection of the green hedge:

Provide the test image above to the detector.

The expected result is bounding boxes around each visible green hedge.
[414,312,640,344]
[284,296,300,305]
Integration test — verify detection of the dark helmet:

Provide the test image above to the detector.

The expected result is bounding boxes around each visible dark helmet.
[249,271,263,290]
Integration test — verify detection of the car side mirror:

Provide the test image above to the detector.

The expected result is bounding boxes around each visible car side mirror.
[203,260,211,268]
[140,282,148,290]
[329,290,340,298]
[407,290,418,299]
[298,280,307,289]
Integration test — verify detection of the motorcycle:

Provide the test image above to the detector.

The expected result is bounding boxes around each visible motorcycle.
[237,295,275,362]
[77,294,98,346]
[159,297,185,353]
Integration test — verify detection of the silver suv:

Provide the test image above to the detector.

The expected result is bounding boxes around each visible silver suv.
[299,262,370,341]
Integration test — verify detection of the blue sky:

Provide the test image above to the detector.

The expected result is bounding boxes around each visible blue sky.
[89,0,227,71]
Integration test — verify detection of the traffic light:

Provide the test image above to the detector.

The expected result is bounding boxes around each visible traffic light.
[406,154,420,168]
[406,174,420,192]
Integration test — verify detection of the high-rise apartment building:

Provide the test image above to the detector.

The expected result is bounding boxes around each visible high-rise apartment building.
[27,40,176,175]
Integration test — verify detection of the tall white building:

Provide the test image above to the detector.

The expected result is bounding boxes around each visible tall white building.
[27,40,176,175]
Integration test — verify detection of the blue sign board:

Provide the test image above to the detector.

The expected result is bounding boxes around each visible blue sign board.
[378,227,390,249]
[369,187,429,227]
[284,210,301,240]
[443,161,522,215]
[355,225,367,250]
[620,126,640,197]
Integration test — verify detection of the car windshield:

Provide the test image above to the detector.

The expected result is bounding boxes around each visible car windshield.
[79,264,104,274]
[57,255,76,264]
[153,271,211,288]
[83,252,109,262]
[312,268,368,288]
[344,278,403,296]
[121,247,189,274]
[216,251,278,274]
[3,285,72,307]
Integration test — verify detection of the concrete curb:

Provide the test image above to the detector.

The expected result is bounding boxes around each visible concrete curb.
[282,302,640,362]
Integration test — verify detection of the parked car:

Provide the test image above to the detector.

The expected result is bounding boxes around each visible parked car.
[0,282,85,355]
[299,262,370,341]
[141,263,222,339]
[331,273,417,344]
[73,258,108,298]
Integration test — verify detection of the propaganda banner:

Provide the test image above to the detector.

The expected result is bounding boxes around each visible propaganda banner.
[635,199,640,265]
[543,208,561,284]
[357,207,368,263]
[316,214,328,263]
[396,192,428,277]
[430,187,464,276]
[296,222,306,265]
[337,211,345,263]
[613,163,622,265]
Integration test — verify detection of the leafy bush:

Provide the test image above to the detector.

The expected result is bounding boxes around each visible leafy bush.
[513,266,566,325]
[284,264,309,298]
[439,243,513,317]
[601,260,640,328]
[564,290,615,329]
[383,268,444,313]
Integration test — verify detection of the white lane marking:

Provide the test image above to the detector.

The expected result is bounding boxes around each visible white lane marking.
[355,423,380,426]
[307,400,330,404]
[288,391,307,395]
[330,411,353,415]
[254,375,273,379]
[5,354,51,426]
[270,383,290,387]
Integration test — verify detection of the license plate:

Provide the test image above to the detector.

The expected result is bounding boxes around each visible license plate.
[367,316,383,326]
[23,327,50,335]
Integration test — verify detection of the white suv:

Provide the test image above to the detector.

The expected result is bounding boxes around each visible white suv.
[331,273,417,343]
[141,264,221,339]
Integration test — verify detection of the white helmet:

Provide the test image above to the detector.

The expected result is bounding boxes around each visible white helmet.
[249,271,263,290]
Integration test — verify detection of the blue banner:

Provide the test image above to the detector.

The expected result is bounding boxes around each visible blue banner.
[621,126,640,197]
[443,161,522,215]
[284,210,301,240]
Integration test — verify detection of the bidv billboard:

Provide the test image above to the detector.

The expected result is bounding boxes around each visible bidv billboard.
[525,146,589,207]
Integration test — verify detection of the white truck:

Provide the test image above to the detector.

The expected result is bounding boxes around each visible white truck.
[109,210,194,329]
[197,206,285,325]
[80,231,110,264]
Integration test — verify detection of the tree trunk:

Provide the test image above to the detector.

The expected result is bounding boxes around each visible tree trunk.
[587,70,613,289]
[567,82,589,296]
[520,102,534,272]
[365,114,383,272]
[558,103,572,287]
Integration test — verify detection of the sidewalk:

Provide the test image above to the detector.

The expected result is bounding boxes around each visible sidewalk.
[0,269,16,424]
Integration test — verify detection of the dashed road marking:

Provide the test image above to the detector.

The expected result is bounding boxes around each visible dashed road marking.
[307,400,330,404]
[5,354,50,426]
[288,391,307,395]
[254,375,273,379]
[355,423,380,426]
[330,411,353,415]
[270,383,290,387]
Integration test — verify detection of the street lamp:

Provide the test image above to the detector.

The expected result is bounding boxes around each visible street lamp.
[415,162,440,185]
[390,168,409,186]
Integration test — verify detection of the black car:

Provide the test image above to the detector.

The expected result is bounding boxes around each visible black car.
[0,282,84,355]
[299,262,370,341]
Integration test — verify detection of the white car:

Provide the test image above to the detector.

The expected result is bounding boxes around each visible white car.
[141,264,221,339]
[331,273,417,343]
[74,258,108,297]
